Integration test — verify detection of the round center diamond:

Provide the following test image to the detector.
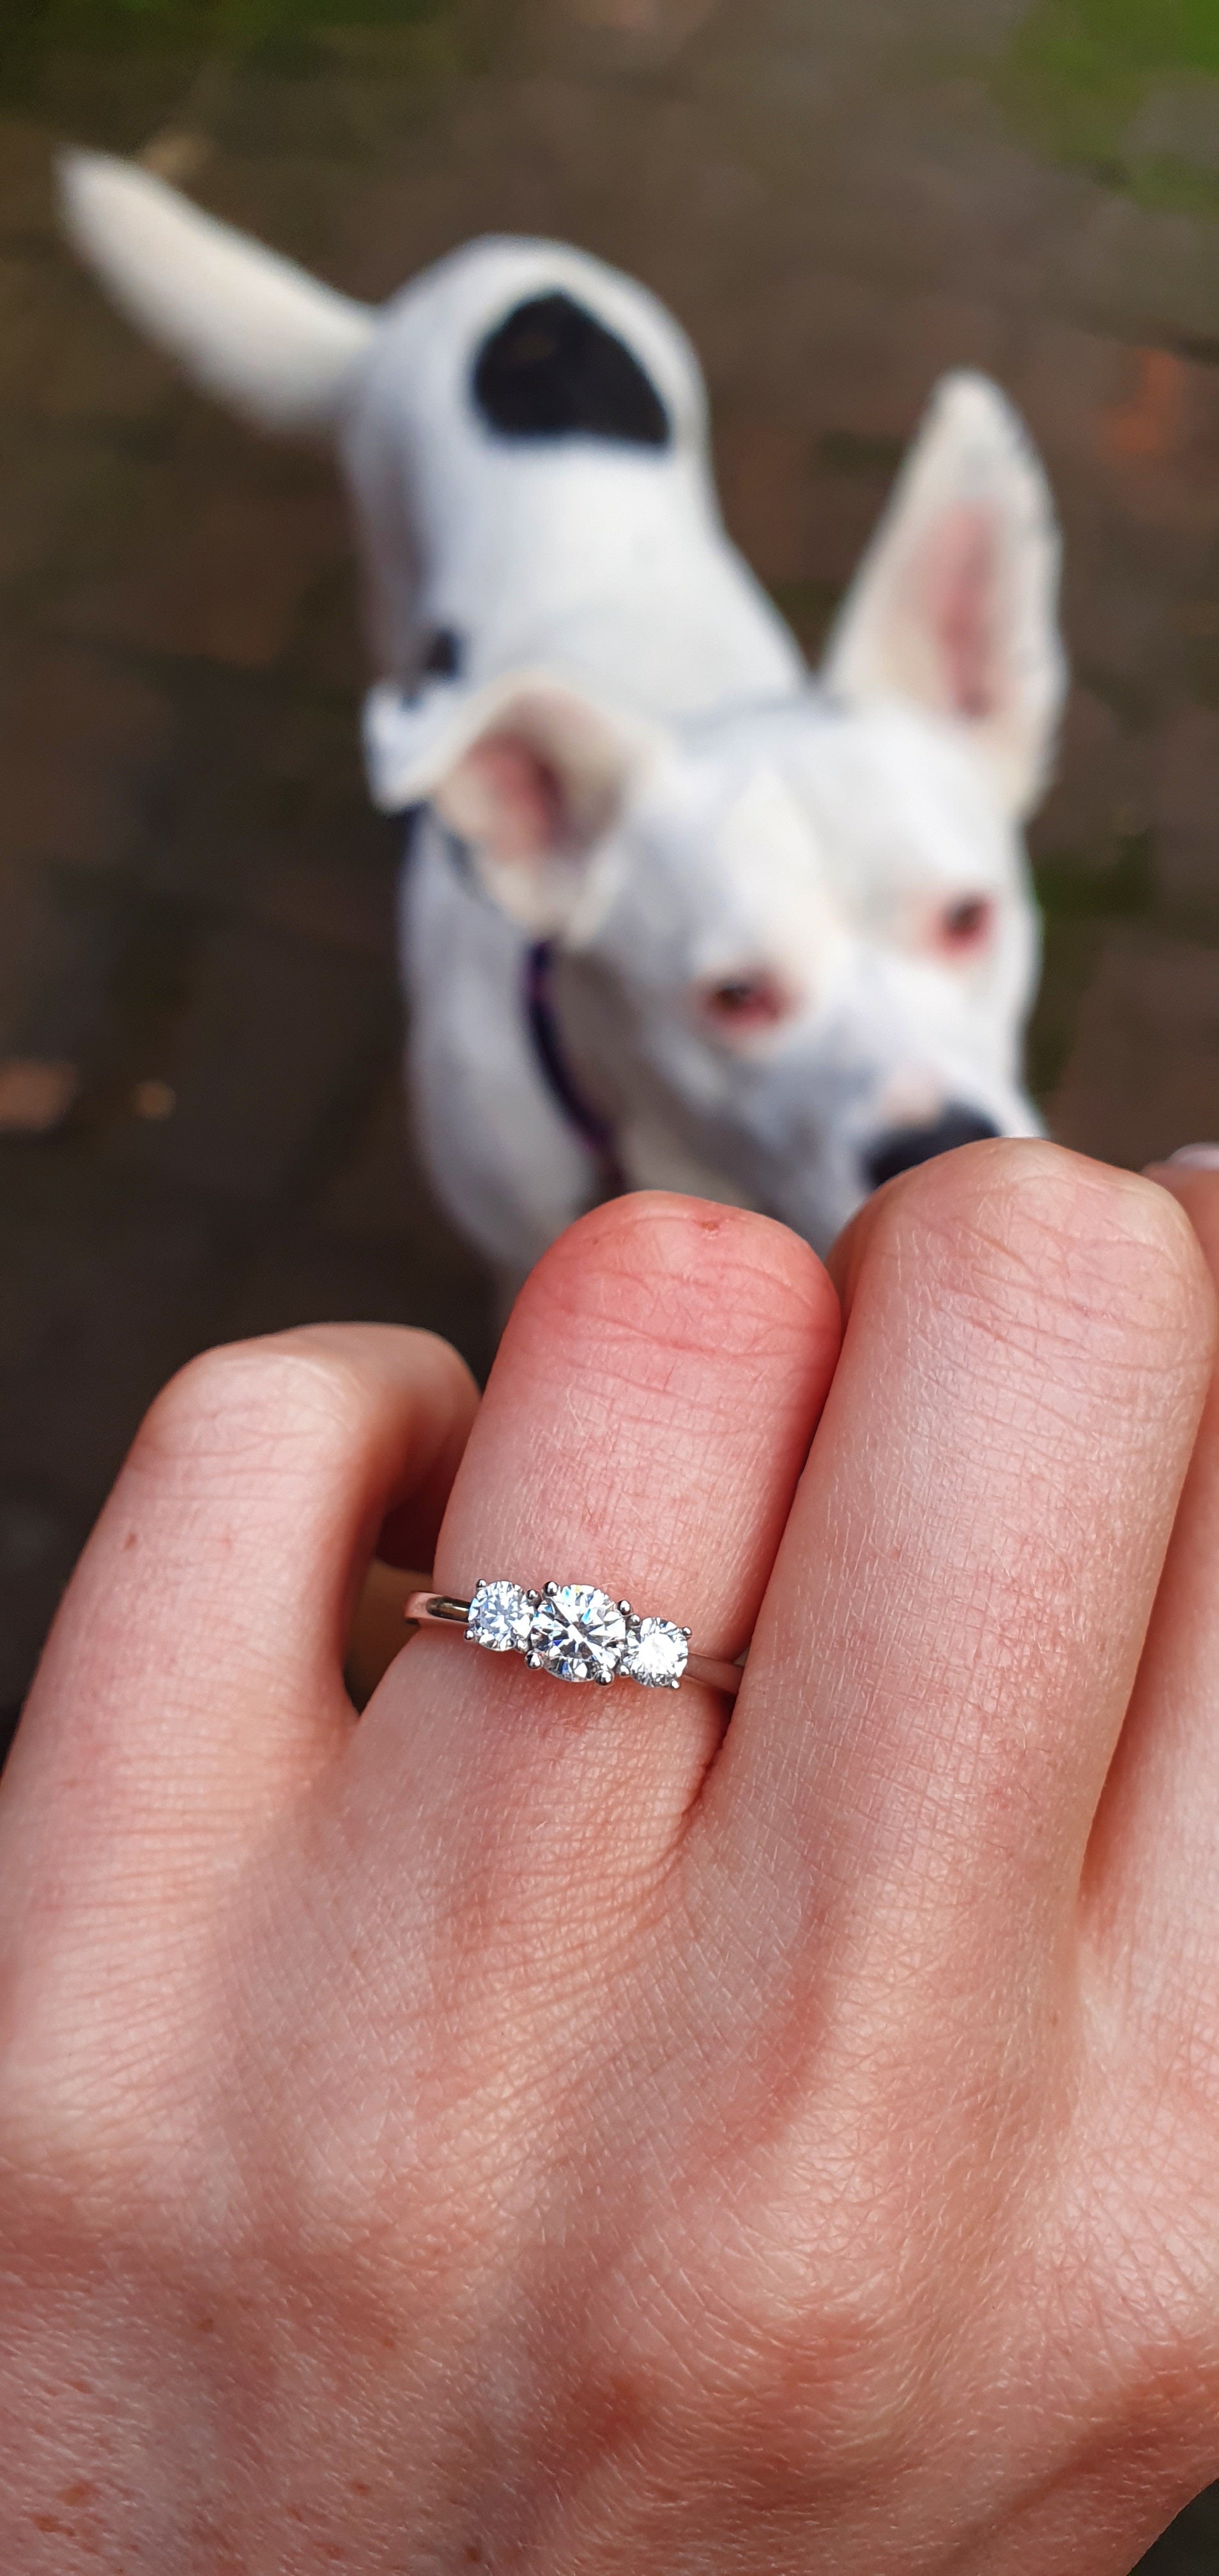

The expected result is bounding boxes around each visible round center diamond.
[620,1617,689,1690]
[528,1584,627,1685]
[466,1579,532,1653]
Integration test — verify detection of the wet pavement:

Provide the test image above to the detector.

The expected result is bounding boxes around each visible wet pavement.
[1,9,1219,2552]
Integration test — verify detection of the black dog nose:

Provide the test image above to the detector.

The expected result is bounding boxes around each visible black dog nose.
[864,1108,1001,1193]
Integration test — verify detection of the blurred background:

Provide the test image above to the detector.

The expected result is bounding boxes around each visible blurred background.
[1,3,1218,2557]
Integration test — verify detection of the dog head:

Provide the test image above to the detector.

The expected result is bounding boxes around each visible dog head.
[368,372,1064,1251]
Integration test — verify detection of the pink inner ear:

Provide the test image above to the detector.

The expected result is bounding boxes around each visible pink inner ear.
[463,735,566,859]
[923,505,999,723]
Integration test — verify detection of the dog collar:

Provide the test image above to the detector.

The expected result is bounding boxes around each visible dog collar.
[414,815,627,1204]
[525,940,627,1200]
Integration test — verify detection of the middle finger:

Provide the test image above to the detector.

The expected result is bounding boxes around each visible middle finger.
[700,1142,1213,2018]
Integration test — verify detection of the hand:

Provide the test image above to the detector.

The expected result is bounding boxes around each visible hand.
[2,1144,1218,2576]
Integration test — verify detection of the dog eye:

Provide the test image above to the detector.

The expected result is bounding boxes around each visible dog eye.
[696,972,792,1034]
[937,895,994,954]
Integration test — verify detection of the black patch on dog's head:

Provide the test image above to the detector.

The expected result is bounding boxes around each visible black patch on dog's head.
[472,294,671,448]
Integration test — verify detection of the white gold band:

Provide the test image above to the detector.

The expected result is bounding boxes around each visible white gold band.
[404,1579,743,1699]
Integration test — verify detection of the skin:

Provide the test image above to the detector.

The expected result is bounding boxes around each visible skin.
[1,1139,1218,2574]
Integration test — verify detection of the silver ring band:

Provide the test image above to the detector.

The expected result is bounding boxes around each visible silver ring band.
[405,1578,743,1699]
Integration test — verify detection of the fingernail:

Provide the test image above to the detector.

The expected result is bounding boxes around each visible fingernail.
[1163,1146,1219,1171]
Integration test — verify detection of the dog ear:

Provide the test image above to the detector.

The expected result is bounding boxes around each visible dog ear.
[364,671,663,933]
[822,373,1067,820]
[57,151,376,433]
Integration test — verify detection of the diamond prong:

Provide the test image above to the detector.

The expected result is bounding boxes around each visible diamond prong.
[544,1581,558,1597]
[682,1627,692,1638]
[671,1679,681,1690]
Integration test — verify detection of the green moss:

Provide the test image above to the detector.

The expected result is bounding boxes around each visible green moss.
[995,0,1216,211]
[1033,826,1154,924]
[1025,827,1154,1105]
[998,0,1219,213]
[0,0,453,98]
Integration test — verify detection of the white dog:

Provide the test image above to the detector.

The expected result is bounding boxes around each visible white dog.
[61,153,1067,1287]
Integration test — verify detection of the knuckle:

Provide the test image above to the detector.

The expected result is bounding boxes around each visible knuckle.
[884,1140,1215,1377]
[130,1334,368,1487]
[525,1190,832,1373]
[659,2187,927,2487]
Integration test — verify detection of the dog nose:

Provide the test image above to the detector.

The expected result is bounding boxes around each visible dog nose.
[864,1108,1000,1192]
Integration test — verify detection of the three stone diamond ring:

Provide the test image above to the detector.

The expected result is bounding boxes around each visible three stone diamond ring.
[404,1579,744,1698]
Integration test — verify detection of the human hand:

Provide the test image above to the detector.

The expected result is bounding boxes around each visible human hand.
[2,1144,1218,2575]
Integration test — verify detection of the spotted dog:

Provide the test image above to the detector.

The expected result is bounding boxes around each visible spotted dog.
[61,153,1068,1290]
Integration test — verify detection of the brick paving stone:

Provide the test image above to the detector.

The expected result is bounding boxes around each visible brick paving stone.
[713,417,818,587]
[555,0,717,42]
[0,1483,86,1718]
[1011,319,1134,471]
[1052,928,1219,1170]
[241,834,401,964]
[314,1068,420,1244]
[0,1156,220,1512]
[1063,187,1219,352]
[885,288,1013,412]
[1154,704,1219,913]
[215,1206,494,1380]
[3,263,175,433]
[1032,687,1154,862]
[1129,78,1219,180]
[314,1067,495,1356]
[0,643,171,877]
[0,1059,79,1133]
[280,555,369,700]
[0,115,64,237]
[58,477,349,670]
[0,867,132,1071]
[128,656,388,927]
[116,915,397,1202]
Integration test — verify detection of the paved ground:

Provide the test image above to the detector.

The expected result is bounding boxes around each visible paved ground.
[1,6,1219,2556]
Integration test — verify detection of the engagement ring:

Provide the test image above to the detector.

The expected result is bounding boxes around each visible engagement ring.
[404,1579,743,1698]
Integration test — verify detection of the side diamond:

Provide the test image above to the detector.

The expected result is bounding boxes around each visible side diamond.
[620,1617,689,1690]
[528,1584,627,1685]
[466,1579,532,1653]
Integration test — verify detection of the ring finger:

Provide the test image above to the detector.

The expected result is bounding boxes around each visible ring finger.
[349,1190,839,1901]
